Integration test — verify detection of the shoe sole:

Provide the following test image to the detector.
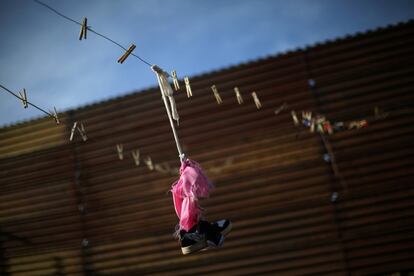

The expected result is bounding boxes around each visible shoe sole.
[181,240,208,255]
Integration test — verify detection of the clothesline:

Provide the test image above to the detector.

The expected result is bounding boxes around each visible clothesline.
[32,0,153,68]
[2,0,382,179]
[0,84,58,122]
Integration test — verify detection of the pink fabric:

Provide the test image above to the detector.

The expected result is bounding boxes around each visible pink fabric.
[171,159,213,231]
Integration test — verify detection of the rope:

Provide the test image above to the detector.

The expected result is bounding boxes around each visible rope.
[33,0,153,68]
[152,65,185,163]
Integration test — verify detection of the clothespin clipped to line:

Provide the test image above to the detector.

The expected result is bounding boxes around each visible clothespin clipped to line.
[301,111,316,133]
[251,92,262,109]
[18,88,28,108]
[322,121,333,135]
[171,70,180,91]
[302,111,312,127]
[144,156,154,171]
[78,122,87,141]
[274,102,288,115]
[70,121,87,141]
[312,115,333,135]
[299,111,332,134]
[291,110,299,125]
[234,87,243,104]
[70,122,78,141]
[49,106,60,125]
[310,119,315,133]
[116,144,124,160]
[79,17,87,40]
[348,119,368,129]
[131,150,140,166]
[118,44,136,64]
[184,77,192,98]
[315,116,325,133]
[211,85,223,104]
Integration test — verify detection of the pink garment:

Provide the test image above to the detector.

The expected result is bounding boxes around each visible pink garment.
[171,159,214,231]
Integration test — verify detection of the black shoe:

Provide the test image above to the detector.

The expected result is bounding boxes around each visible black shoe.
[210,219,232,236]
[179,226,207,255]
[198,220,225,248]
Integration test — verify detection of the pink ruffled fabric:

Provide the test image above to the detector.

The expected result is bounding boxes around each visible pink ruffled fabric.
[171,159,214,231]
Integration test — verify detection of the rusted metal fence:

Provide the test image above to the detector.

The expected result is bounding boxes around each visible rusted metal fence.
[1,21,413,275]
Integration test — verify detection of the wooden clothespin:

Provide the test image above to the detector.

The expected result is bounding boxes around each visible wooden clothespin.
[323,121,333,135]
[310,119,316,133]
[131,150,140,166]
[234,87,243,104]
[171,70,180,91]
[348,119,368,129]
[116,144,124,160]
[274,103,288,115]
[315,116,325,133]
[302,111,312,127]
[70,121,78,141]
[50,106,60,125]
[291,110,299,125]
[78,122,87,141]
[79,17,87,40]
[211,85,223,104]
[70,121,87,141]
[18,88,28,108]
[251,92,262,109]
[144,156,154,171]
[348,121,358,129]
[117,44,136,64]
[359,120,369,128]
[184,77,192,98]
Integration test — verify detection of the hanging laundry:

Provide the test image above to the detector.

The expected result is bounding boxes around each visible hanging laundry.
[151,64,232,255]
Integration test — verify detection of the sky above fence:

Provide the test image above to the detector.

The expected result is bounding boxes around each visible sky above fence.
[1,0,413,127]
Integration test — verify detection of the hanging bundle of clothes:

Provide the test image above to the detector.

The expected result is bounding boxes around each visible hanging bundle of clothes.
[152,65,232,255]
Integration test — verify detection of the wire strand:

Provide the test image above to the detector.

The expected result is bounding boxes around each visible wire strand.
[319,133,348,190]
[0,84,55,118]
[33,0,81,26]
[33,0,153,68]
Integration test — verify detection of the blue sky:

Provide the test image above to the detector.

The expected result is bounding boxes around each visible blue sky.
[1,0,413,127]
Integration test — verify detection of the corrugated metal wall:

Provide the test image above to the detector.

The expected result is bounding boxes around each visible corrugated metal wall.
[1,21,413,275]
